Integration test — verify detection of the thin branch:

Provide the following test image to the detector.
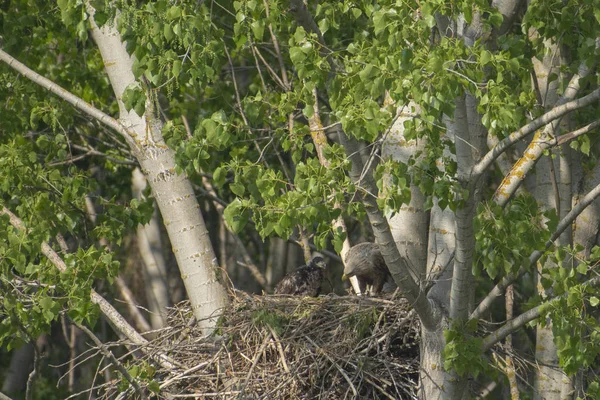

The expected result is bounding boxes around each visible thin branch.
[556,119,600,146]
[0,206,176,370]
[482,276,600,351]
[473,87,600,178]
[0,49,137,149]
[76,323,148,400]
[264,0,290,89]
[25,342,41,400]
[471,180,600,320]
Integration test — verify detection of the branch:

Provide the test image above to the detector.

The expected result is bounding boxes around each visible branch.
[0,206,176,370]
[556,119,600,146]
[471,180,600,320]
[76,323,148,400]
[482,276,600,351]
[491,129,553,206]
[0,49,136,149]
[0,392,14,400]
[473,87,600,178]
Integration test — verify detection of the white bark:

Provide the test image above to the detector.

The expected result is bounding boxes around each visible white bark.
[86,8,228,332]
[532,43,571,400]
[450,96,475,322]
[132,168,170,329]
[383,103,429,283]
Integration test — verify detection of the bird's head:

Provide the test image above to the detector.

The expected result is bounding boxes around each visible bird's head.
[341,263,356,281]
[311,257,327,269]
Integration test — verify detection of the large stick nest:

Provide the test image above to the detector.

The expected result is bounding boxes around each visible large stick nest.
[99,292,420,399]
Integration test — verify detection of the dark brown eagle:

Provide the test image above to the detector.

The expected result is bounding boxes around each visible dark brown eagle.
[274,257,327,297]
[342,242,392,295]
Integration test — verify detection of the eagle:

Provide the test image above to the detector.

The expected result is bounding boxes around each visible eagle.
[342,242,392,295]
[274,257,327,297]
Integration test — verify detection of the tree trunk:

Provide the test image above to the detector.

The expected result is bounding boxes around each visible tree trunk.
[87,8,228,332]
[383,102,429,283]
[532,39,572,399]
[132,168,170,329]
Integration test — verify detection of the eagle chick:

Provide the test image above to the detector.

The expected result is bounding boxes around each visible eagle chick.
[343,243,391,295]
[274,257,327,297]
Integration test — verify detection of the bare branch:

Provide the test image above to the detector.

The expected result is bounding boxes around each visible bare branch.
[556,119,600,146]
[76,323,148,399]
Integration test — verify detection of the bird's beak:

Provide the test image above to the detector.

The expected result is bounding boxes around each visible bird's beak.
[342,273,348,281]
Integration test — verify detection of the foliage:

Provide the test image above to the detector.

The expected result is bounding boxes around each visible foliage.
[475,195,558,279]
[443,319,488,378]
[2,0,600,398]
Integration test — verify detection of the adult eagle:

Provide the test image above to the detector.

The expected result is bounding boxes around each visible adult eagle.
[342,242,392,295]
[274,257,327,297]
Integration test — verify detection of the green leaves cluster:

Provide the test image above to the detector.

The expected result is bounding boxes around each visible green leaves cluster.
[475,195,557,279]
[443,319,487,378]
[539,251,600,374]
[221,144,357,249]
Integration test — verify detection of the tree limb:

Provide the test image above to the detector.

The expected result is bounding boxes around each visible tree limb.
[0,206,176,370]
[0,49,137,149]
[471,180,600,320]
[473,87,600,178]
[482,276,600,352]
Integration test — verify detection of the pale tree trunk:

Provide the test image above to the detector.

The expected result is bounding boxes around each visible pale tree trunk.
[86,7,228,331]
[571,152,600,397]
[383,102,429,283]
[132,168,170,329]
[420,113,458,399]
[266,238,288,288]
[1,344,33,396]
[532,42,572,400]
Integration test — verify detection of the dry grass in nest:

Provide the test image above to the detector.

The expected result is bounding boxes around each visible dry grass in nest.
[97,291,420,399]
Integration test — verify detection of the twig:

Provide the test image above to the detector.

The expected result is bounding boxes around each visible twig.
[76,323,148,400]
[237,333,272,398]
[267,326,290,373]
[304,336,357,397]
[25,343,41,400]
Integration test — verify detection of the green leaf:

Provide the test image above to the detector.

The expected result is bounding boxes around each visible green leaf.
[251,20,265,40]
[148,380,160,393]
[230,182,245,196]
[359,64,375,82]
[480,50,492,66]
[167,6,182,20]
[172,60,182,76]
[223,199,249,233]
[591,297,600,307]
[213,167,226,187]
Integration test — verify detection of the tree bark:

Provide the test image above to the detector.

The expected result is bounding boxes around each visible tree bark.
[86,7,229,332]
[132,168,170,329]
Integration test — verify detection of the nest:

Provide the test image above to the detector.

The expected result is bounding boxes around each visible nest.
[97,292,420,399]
